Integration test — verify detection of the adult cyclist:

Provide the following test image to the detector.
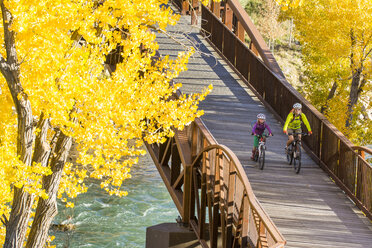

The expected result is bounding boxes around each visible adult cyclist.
[283,103,312,151]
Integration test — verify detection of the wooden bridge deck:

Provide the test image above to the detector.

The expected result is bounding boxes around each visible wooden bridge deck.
[156,7,372,248]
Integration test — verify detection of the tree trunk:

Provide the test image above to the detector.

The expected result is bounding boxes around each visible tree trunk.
[26,132,72,248]
[289,18,293,47]
[2,62,35,248]
[1,2,38,246]
[4,189,35,248]
[3,99,35,248]
[346,69,361,127]
[321,81,338,113]
[268,39,271,52]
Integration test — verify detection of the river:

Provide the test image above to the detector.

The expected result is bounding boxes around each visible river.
[52,152,177,248]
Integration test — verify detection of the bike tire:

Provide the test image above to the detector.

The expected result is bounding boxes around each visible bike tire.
[259,149,265,170]
[294,144,302,174]
[286,147,293,165]
[254,150,259,162]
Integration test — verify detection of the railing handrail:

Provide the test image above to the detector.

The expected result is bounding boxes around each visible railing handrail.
[225,0,285,81]
[195,118,217,145]
[352,146,372,156]
[190,141,286,244]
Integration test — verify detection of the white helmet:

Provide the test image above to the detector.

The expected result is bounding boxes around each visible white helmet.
[293,103,302,109]
[257,113,266,120]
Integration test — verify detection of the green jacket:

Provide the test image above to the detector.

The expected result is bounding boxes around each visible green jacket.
[283,112,311,131]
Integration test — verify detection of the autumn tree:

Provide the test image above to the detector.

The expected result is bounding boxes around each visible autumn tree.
[244,0,264,23]
[0,0,211,247]
[277,0,372,144]
[274,0,303,9]
[257,0,284,52]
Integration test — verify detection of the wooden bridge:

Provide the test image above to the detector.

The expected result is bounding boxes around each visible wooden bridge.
[145,1,372,247]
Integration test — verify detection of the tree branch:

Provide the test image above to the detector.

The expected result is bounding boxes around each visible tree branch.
[321,81,338,113]
[1,0,18,66]
[358,77,367,94]
[0,52,12,82]
[363,47,372,61]
[1,214,8,227]
[349,28,356,71]
[32,113,51,167]
[0,0,23,110]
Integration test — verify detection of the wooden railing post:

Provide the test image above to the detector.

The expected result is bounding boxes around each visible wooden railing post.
[249,41,259,56]
[191,0,199,25]
[242,196,250,246]
[211,149,222,247]
[191,122,198,159]
[259,220,269,248]
[211,0,220,17]
[236,21,245,42]
[225,161,235,247]
[181,0,189,15]
[224,3,233,30]
[199,138,208,239]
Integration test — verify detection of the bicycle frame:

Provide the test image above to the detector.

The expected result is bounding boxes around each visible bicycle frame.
[255,134,269,161]
[287,133,308,173]
[289,133,307,154]
[256,134,269,155]
[258,137,266,152]
[254,134,271,169]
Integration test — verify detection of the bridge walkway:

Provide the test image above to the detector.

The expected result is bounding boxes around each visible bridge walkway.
[156,6,372,248]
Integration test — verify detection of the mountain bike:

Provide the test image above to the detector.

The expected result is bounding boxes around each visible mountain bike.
[253,134,271,170]
[286,133,308,174]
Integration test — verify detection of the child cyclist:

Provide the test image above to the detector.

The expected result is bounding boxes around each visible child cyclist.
[283,103,312,150]
[251,113,273,160]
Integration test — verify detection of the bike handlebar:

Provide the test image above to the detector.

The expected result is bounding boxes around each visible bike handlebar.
[251,133,273,137]
[295,133,309,136]
[285,132,310,136]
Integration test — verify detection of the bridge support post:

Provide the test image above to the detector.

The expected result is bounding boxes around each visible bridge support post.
[146,223,203,248]
[182,164,193,224]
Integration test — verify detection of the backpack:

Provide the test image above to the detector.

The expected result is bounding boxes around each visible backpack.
[290,112,303,123]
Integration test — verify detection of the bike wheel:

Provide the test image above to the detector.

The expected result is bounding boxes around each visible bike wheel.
[254,150,259,162]
[293,145,302,174]
[258,148,265,170]
[286,147,293,165]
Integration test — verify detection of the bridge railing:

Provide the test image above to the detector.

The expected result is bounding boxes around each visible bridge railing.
[146,118,286,247]
[200,0,372,220]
